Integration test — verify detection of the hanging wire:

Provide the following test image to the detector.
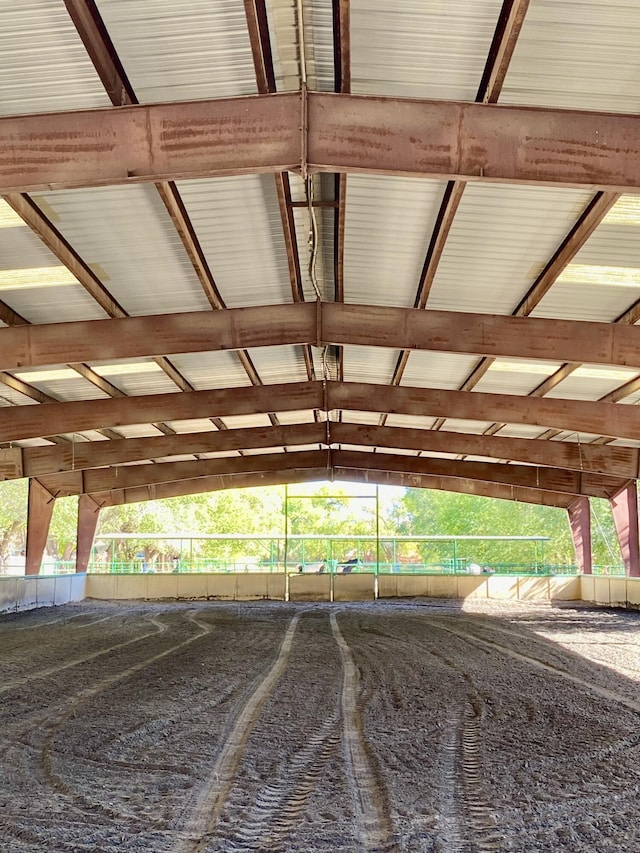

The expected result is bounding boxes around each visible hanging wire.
[306,175,322,301]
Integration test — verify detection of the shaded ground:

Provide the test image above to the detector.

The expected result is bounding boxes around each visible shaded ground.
[0,598,639,851]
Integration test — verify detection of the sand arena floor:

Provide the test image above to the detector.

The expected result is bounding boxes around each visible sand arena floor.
[0,598,639,852]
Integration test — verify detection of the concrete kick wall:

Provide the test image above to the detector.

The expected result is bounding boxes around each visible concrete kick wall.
[0,573,86,614]
[85,572,580,604]
[580,575,640,609]
[86,572,286,602]
[379,574,580,602]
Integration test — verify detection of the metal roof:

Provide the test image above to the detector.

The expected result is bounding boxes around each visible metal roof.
[1,0,640,512]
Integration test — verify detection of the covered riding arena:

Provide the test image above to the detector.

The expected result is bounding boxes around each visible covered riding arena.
[2,0,640,850]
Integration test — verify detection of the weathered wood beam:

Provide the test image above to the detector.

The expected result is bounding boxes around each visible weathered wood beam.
[328,382,640,444]
[11,419,637,480]
[0,382,322,443]
[4,380,640,444]
[336,468,575,509]
[6,303,640,372]
[4,93,640,192]
[25,479,56,575]
[567,496,592,574]
[329,423,640,479]
[36,448,625,499]
[76,493,101,573]
[17,422,325,479]
[331,450,625,499]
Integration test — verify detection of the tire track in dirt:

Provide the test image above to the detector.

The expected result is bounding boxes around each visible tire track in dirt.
[224,713,341,851]
[1,611,217,851]
[0,613,168,694]
[176,612,301,853]
[430,617,640,715]
[330,611,394,852]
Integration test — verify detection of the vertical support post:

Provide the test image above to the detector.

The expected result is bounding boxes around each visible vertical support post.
[567,496,592,575]
[610,482,640,577]
[284,484,289,573]
[76,494,101,574]
[25,479,56,576]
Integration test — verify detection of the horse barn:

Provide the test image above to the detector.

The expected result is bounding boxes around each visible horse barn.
[3,0,640,850]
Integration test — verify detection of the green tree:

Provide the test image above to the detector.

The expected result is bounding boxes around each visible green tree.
[0,480,27,572]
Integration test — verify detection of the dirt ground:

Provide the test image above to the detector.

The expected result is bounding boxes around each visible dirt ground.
[0,597,639,852]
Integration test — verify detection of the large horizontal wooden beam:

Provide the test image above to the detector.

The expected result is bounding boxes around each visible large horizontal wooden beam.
[5,419,636,481]
[333,451,625,499]
[329,382,640,443]
[5,302,640,372]
[8,422,325,479]
[2,92,640,192]
[336,469,575,509]
[2,380,640,444]
[90,468,330,507]
[330,423,640,479]
[87,463,575,510]
[36,448,625,499]
[0,381,322,443]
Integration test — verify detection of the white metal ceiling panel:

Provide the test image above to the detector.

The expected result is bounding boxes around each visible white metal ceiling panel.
[438,418,494,434]
[167,351,253,391]
[500,0,640,113]
[177,176,292,308]
[497,424,555,439]
[531,196,640,322]
[37,185,211,317]
[95,0,258,101]
[401,352,480,390]
[275,410,318,425]
[473,359,562,396]
[0,217,108,323]
[333,410,382,426]
[267,0,335,92]
[163,420,217,434]
[343,175,449,308]
[544,365,639,402]
[0,1,109,115]
[99,367,181,398]
[221,414,274,429]
[426,184,593,314]
[115,424,169,438]
[350,0,503,99]
[247,346,309,384]
[342,345,399,385]
[0,388,40,407]
[384,414,438,430]
[9,369,109,402]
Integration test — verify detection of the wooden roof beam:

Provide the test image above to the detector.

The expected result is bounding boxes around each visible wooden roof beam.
[5,302,640,372]
[4,93,640,192]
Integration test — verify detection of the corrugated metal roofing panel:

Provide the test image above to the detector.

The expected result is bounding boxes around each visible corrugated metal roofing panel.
[164,420,217,434]
[275,410,318,424]
[292,195,335,302]
[95,0,258,101]
[350,0,503,99]
[38,185,211,317]
[438,419,494,434]
[544,365,638,402]
[497,424,554,439]
[384,414,438,430]
[427,184,593,314]
[267,0,334,92]
[0,216,108,323]
[98,366,181,398]
[401,352,480,390]
[222,414,274,429]
[0,1,109,115]
[167,351,253,391]
[342,346,399,385]
[473,359,562,396]
[0,388,42,407]
[114,424,169,438]
[343,176,448,308]
[500,0,640,113]
[177,176,292,308]
[333,410,382,426]
[9,369,109,402]
[247,346,309,384]
[531,196,640,322]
